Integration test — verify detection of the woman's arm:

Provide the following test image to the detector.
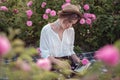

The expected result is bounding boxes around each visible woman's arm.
[69,28,81,63]
[71,54,81,63]
[40,26,50,58]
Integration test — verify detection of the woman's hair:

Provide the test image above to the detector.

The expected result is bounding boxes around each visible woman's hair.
[57,11,81,20]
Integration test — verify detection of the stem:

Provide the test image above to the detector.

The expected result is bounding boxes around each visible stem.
[0,55,3,78]
[0,56,2,66]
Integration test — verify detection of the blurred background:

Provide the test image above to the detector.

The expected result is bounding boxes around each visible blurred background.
[0,0,120,80]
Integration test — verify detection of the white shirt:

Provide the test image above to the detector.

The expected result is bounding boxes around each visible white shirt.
[40,24,75,58]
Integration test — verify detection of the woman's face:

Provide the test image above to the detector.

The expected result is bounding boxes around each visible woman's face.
[60,18,78,29]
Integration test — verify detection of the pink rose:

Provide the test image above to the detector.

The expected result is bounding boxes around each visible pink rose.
[26,9,33,19]
[36,48,41,57]
[80,18,85,24]
[1,0,6,2]
[36,48,41,53]
[83,13,91,19]
[21,62,31,72]
[65,0,71,3]
[0,6,8,11]
[27,1,33,7]
[36,58,52,70]
[82,58,89,65]
[86,18,92,25]
[43,14,48,20]
[91,14,96,20]
[0,36,11,56]
[45,8,51,14]
[61,3,71,9]
[41,2,47,8]
[83,4,90,11]
[50,10,56,16]
[95,45,120,66]
[26,21,32,26]
[13,9,19,14]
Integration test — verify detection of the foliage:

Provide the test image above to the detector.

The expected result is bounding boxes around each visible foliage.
[74,0,120,51]
[0,0,120,79]
[0,28,64,80]
[1,0,120,51]
[0,26,120,80]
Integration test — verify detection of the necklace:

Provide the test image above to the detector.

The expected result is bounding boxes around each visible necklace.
[54,20,61,28]
[52,20,64,41]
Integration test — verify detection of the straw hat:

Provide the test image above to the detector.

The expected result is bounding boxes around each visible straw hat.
[61,4,81,17]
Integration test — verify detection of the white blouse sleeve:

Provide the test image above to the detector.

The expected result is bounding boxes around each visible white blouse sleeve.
[70,28,75,55]
[40,27,50,58]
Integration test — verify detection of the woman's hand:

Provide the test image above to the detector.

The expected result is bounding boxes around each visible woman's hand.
[71,54,81,63]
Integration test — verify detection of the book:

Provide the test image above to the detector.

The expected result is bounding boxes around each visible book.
[74,62,91,75]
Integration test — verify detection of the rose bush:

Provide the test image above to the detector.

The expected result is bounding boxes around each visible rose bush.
[0,0,97,48]
[0,0,120,79]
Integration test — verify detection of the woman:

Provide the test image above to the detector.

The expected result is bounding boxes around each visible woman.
[40,4,81,70]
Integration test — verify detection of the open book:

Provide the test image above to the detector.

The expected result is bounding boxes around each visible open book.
[74,62,91,73]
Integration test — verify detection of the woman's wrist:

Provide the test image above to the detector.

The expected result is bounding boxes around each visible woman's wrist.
[71,54,80,63]
[76,58,81,63]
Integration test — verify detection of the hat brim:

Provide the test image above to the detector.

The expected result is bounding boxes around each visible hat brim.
[61,10,82,17]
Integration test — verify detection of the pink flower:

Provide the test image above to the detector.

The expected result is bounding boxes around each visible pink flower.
[86,18,92,25]
[65,0,71,3]
[80,18,85,24]
[82,58,89,65]
[26,9,33,19]
[27,1,33,7]
[36,48,41,53]
[95,45,120,66]
[0,36,11,56]
[45,8,51,14]
[50,10,56,16]
[61,3,71,9]
[41,2,47,8]
[91,14,96,20]
[13,9,19,14]
[36,48,41,57]
[43,14,48,20]
[83,4,90,11]
[21,62,31,72]
[36,58,52,70]
[83,13,91,19]
[0,6,8,11]
[1,0,6,3]
[26,21,32,26]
